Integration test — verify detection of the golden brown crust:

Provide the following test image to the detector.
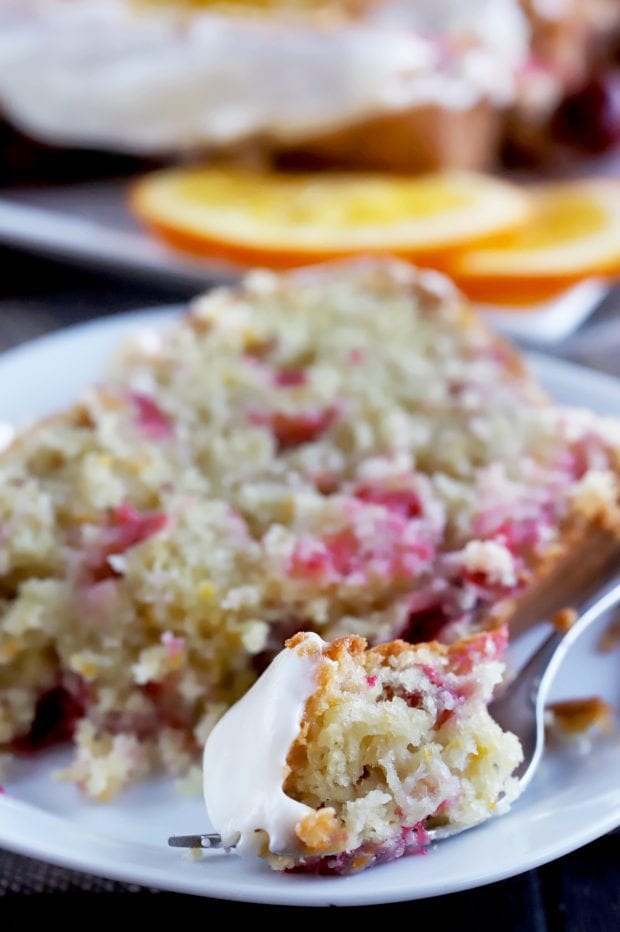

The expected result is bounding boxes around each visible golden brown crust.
[295,806,343,853]
[278,101,502,173]
[369,637,448,661]
[321,634,367,662]
[285,631,326,655]
[491,520,620,638]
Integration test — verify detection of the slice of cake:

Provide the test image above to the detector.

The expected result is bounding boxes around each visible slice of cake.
[203,630,523,873]
[0,258,618,799]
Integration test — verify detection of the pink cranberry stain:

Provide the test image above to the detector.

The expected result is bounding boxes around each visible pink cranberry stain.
[108,503,170,552]
[290,513,433,586]
[419,663,463,723]
[402,822,430,848]
[492,518,542,554]
[290,529,365,579]
[435,708,456,728]
[366,675,378,688]
[129,392,174,441]
[272,369,307,388]
[450,626,509,674]
[354,485,422,519]
[322,530,360,577]
[161,631,186,661]
[473,512,549,557]
[248,406,337,450]
[421,663,446,690]
[287,820,430,875]
[81,503,170,582]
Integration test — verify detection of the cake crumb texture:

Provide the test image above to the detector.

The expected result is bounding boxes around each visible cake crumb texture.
[0,258,618,798]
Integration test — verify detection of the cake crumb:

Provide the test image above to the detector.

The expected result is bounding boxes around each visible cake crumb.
[571,469,620,530]
[186,846,204,861]
[551,607,577,633]
[598,617,620,653]
[545,696,615,737]
[461,540,517,588]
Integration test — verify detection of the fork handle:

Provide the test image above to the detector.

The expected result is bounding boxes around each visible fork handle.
[492,574,620,791]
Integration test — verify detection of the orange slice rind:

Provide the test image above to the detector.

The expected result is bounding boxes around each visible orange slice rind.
[447,179,620,304]
[130,167,531,270]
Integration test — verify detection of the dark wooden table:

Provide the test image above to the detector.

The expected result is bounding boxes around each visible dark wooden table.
[0,245,619,924]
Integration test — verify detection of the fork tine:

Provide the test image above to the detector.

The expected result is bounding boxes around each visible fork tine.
[168,833,225,849]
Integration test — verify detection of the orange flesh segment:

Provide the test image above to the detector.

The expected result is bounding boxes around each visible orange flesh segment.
[448,180,620,303]
[130,166,530,269]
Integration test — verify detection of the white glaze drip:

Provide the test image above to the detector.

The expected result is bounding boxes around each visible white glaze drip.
[203,632,325,856]
[0,0,530,153]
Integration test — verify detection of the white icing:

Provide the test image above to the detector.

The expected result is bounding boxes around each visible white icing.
[203,631,325,856]
[0,0,530,154]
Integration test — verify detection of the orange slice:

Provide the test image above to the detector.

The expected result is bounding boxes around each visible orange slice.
[130,167,530,270]
[447,179,620,304]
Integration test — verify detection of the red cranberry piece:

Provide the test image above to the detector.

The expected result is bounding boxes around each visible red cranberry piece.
[81,504,169,583]
[355,485,421,519]
[13,684,86,752]
[129,392,173,441]
[272,408,336,451]
[112,503,169,545]
[551,74,620,154]
[398,605,447,644]
[272,369,307,388]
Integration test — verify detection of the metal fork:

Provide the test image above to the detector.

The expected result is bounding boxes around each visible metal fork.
[169,576,620,853]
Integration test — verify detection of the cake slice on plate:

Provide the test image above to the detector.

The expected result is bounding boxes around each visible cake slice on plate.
[203,630,523,873]
[0,259,618,799]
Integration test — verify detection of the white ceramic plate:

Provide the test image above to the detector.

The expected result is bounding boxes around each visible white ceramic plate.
[0,182,614,345]
[0,308,619,907]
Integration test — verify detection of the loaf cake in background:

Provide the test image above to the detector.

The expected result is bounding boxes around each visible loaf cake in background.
[0,258,618,799]
[0,0,617,172]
